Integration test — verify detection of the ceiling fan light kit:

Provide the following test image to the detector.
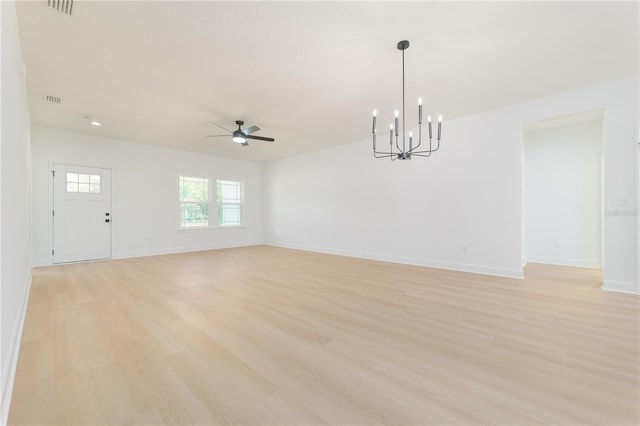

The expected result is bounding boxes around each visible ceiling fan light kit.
[232,131,247,144]
[207,120,275,147]
[372,40,443,161]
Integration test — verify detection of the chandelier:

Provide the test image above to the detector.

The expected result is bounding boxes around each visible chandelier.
[372,40,443,160]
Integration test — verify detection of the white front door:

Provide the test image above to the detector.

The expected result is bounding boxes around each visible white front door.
[53,163,112,263]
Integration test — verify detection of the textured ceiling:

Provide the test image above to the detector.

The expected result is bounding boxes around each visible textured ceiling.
[15,1,639,162]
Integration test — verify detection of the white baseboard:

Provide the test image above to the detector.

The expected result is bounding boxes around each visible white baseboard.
[267,241,524,279]
[1,272,32,426]
[112,241,262,260]
[33,241,263,267]
[525,256,601,269]
[602,280,639,295]
[31,258,49,267]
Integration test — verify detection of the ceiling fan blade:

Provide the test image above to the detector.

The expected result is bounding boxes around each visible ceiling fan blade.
[246,134,275,142]
[206,135,229,137]
[242,125,260,135]
[207,122,233,133]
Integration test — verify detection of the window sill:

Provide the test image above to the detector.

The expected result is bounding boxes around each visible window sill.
[177,225,246,231]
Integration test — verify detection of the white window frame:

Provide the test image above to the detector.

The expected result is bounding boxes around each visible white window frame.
[217,179,244,227]
[177,176,246,230]
[178,176,210,228]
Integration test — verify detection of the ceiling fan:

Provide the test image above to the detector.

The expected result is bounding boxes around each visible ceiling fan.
[206,120,275,146]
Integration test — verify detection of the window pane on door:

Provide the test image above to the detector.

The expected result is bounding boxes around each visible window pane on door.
[66,172,101,193]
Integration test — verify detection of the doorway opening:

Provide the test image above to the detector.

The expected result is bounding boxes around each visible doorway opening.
[522,110,604,275]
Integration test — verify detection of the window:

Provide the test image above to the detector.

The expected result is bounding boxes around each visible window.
[66,172,101,193]
[178,176,244,228]
[179,176,209,227]
[217,180,243,226]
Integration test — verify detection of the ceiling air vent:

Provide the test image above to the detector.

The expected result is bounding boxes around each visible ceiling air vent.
[47,0,74,16]
[46,95,62,104]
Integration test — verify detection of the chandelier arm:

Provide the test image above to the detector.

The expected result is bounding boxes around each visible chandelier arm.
[393,132,401,153]
[410,137,429,154]
[390,134,394,157]
[411,140,441,155]
[373,150,396,158]
[413,142,435,156]
[411,146,439,155]
[411,125,423,152]
[409,137,422,153]
[411,150,433,155]
[374,137,396,157]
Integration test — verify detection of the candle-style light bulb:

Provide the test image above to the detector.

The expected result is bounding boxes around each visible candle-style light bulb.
[428,115,433,139]
[409,131,413,151]
[418,97,422,105]
[437,115,442,140]
[418,98,423,124]
[372,109,377,134]
[394,110,399,137]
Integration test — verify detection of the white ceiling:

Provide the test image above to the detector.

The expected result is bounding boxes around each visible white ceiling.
[15,1,639,162]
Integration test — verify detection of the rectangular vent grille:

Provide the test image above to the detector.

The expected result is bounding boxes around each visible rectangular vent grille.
[47,0,74,16]
[46,95,62,104]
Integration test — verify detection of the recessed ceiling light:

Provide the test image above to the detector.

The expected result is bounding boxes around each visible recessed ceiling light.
[90,121,101,126]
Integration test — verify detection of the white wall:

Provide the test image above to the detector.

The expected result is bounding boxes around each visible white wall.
[265,109,524,278]
[264,77,639,292]
[524,118,603,268]
[0,0,33,422]
[31,125,263,265]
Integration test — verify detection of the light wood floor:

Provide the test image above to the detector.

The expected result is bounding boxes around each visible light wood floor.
[9,246,640,425]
